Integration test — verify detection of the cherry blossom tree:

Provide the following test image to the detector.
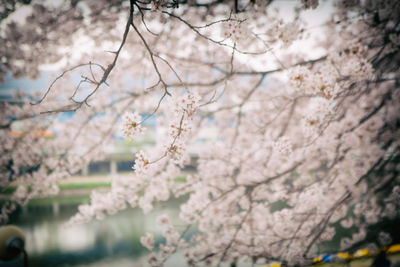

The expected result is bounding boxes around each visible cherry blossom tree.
[1,0,399,265]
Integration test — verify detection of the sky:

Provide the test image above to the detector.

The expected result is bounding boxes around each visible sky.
[0,72,52,102]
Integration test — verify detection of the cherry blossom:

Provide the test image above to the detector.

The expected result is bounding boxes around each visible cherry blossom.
[0,0,399,266]
[121,111,144,140]
[141,232,155,250]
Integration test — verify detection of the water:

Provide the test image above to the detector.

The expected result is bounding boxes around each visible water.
[5,197,189,267]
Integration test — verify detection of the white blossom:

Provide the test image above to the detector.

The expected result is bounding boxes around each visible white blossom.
[141,232,155,250]
[120,112,144,140]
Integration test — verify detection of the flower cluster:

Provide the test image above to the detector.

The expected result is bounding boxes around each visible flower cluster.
[120,112,144,140]
[301,97,334,137]
[289,44,373,100]
[165,92,201,163]
[221,18,251,43]
[288,66,340,99]
[141,232,155,250]
[133,150,150,175]
[138,173,171,214]
[170,92,201,117]
[273,20,303,47]
[156,214,170,226]
[273,136,293,156]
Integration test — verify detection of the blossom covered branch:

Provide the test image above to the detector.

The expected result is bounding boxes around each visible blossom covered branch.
[0,0,399,266]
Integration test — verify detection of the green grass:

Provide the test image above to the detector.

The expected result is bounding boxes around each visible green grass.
[172,176,187,183]
[1,182,111,195]
[28,196,90,206]
[58,182,111,190]
[1,177,186,196]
